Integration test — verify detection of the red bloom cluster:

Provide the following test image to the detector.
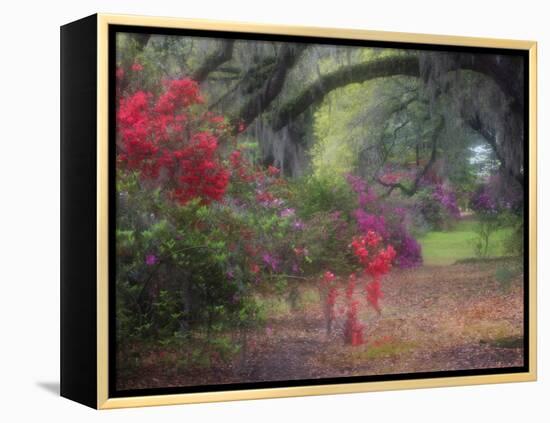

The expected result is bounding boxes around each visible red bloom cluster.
[350,237,369,265]
[343,273,364,345]
[267,165,281,176]
[155,78,203,114]
[170,133,230,204]
[366,245,396,278]
[323,270,335,284]
[349,231,396,318]
[236,121,247,133]
[365,279,383,313]
[255,191,275,204]
[229,150,255,182]
[344,300,364,346]
[350,231,383,266]
[116,76,230,205]
[350,232,395,278]
[319,223,396,346]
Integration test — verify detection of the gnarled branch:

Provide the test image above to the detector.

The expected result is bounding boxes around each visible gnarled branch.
[235,44,307,128]
[272,55,420,130]
[376,116,444,197]
[192,40,235,83]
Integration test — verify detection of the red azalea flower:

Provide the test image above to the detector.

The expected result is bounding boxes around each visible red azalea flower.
[267,165,280,176]
[116,66,124,81]
[116,76,230,205]
[365,278,383,313]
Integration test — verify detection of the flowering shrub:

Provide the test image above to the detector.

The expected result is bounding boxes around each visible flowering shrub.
[389,225,422,268]
[117,78,231,205]
[346,174,422,269]
[347,174,376,208]
[343,299,364,346]
[342,273,364,346]
[469,175,522,258]
[353,209,388,238]
[351,232,396,314]
[115,72,278,367]
[377,165,416,187]
[318,231,397,346]
[432,183,461,218]
[470,184,502,215]
[416,182,460,230]
[470,174,523,215]
[114,64,432,369]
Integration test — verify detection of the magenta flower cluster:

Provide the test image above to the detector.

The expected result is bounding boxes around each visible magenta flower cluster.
[432,183,460,218]
[346,174,422,269]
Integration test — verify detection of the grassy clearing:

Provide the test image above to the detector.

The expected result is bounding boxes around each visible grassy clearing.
[419,218,512,266]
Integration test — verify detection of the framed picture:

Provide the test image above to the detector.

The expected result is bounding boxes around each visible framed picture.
[60,13,537,409]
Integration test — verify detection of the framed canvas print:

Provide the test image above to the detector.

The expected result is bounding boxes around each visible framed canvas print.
[60,13,537,409]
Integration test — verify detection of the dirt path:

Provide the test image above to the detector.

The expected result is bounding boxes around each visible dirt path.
[118,261,524,390]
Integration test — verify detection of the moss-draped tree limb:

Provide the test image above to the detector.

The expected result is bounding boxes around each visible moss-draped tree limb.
[271,55,420,131]
[192,40,235,83]
[455,54,524,113]
[235,44,307,127]
[268,53,524,131]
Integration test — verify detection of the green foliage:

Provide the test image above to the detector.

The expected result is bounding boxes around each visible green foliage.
[473,213,505,259]
[115,170,267,362]
[296,211,355,274]
[416,188,448,231]
[290,174,355,219]
[502,211,524,258]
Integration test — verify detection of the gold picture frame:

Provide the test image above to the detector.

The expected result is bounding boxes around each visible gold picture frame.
[61,13,537,409]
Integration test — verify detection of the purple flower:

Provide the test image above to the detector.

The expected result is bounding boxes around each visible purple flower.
[470,185,499,215]
[346,174,366,194]
[393,207,407,218]
[226,269,235,280]
[346,174,376,207]
[353,209,388,238]
[145,254,158,266]
[280,208,296,218]
[262,253,280,271]
[272,198,284,208]
[292,219,305,231]
[394,230,423,268]
[329,210,341,221]
[433,184,460,218]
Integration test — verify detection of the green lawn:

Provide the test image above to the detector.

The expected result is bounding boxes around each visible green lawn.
[419,218,511,266]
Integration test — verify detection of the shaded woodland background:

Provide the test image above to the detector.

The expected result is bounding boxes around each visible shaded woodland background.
[114,32,525,390]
